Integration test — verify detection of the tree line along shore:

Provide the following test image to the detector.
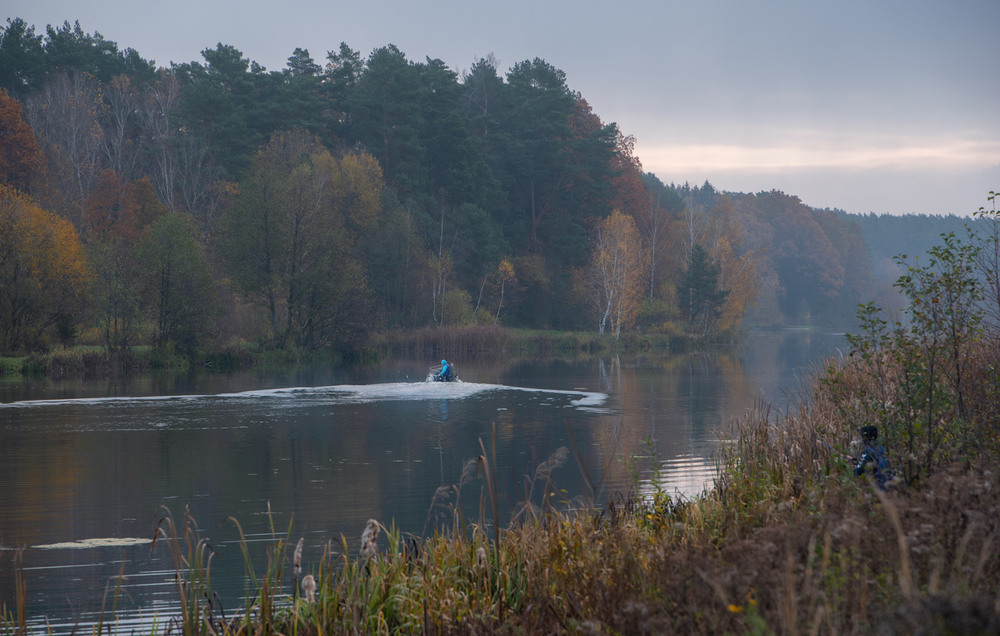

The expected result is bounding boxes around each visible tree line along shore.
[3,18,995,363]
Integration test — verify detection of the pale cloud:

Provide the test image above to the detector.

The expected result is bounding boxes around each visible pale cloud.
[639,137,1000,174]
[639,139,1000,216]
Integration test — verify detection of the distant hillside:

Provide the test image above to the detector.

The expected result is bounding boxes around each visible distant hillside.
[837,211,974,267]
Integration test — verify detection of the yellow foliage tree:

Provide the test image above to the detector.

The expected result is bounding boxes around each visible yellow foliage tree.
[673,196,760,333]
[588,209,648,339]
[713,234,761,330]
[495,258,517,320]
[334,151,383,231]
[225,130,385,349]
[0,185,90,352]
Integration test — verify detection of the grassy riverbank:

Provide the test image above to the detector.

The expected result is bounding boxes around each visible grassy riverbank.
[374,325,699,358]
[0,344,342,378]
[5,335,996,635]
[0,325,713,379]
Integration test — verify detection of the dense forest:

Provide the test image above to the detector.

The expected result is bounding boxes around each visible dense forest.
[0,18,990,356]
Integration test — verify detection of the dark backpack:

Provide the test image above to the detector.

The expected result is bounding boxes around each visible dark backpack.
[855,442,891,487]
[868,444,891,486]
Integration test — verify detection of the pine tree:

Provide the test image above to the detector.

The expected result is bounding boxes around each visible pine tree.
[678,244,729,337]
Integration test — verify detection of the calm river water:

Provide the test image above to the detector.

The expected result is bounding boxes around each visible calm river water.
[0,330,844,633]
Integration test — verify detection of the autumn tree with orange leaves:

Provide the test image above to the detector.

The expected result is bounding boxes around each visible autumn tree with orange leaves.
[700,197,759,331]
[83,170,167,350]
[0,185,90,352]
[0,88,45,194]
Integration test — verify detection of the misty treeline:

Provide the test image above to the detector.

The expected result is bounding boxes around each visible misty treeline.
[0,18,990,356]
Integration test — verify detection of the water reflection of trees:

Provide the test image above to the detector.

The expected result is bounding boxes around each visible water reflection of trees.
[401,346,795,506]
[584,345,814,500]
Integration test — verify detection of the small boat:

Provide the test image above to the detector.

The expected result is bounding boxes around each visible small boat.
[428,360,457,382]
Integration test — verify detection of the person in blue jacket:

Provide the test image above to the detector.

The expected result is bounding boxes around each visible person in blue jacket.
[435,359,452,382]
[854,425,891,488]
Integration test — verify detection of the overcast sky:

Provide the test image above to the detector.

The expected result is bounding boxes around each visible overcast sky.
[7,0,999,216]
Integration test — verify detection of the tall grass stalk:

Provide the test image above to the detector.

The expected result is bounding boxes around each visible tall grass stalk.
[478,425,501,562]
[151,505,218,635]
[4,549,27,636]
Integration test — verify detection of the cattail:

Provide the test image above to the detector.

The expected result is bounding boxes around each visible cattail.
[534,446,569,482]
[423,485,456,536]
[301,574,316,603]
[475,546,488,571]
[360,518,381,558]
[429,485,453,508]
[459,457,478,488]
[293,537,304,578]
